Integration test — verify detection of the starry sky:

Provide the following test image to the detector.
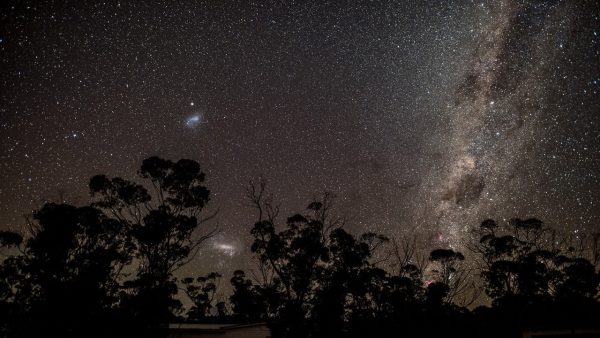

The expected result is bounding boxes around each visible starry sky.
[1,0,599,276]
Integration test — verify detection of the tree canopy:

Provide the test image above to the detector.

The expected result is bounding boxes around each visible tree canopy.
[0,158,599,338]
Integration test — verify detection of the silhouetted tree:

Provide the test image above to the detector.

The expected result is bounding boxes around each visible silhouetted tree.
[0,204,128,338]
[240,181,390,337]
[429,249,464,285]
[0,231,23,248]
[229,269,269,323]
[3,163,600,338]
[477,218,571,304]
[312,229,388,336]
[181,272,222,320]
[0,157,218,337]
[89,156,216,331]
[472,218,600,336]
[386,236,427,307]
[428,248,472,304]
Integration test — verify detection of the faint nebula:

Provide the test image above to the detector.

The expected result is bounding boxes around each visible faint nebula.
[185,113,205,128]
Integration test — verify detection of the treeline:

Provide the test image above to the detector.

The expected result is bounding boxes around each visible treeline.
[0,157,599,338]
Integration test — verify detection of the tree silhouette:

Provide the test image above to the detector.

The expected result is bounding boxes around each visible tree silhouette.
[429,249,465,285]
[238,181,391,337]
[311,228,388,336]
[181,272,222,320]
[2,164,600,338]
[0,231,23,248]
[474,218,599,305]
[229,269,269,323]
[0,203,128,337]
[89,156,216,331]
[247,198,338,337]
[428,248,472,304]
[0,157,218,337]
[471,218,600,337]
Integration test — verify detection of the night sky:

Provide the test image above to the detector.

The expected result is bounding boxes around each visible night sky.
[1,1,599,276]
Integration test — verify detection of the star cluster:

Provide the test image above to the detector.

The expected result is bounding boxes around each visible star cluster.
[0,0,598,276]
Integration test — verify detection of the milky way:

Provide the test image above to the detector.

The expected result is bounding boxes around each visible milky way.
[1,1,598,277]
[420,1,600,248]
